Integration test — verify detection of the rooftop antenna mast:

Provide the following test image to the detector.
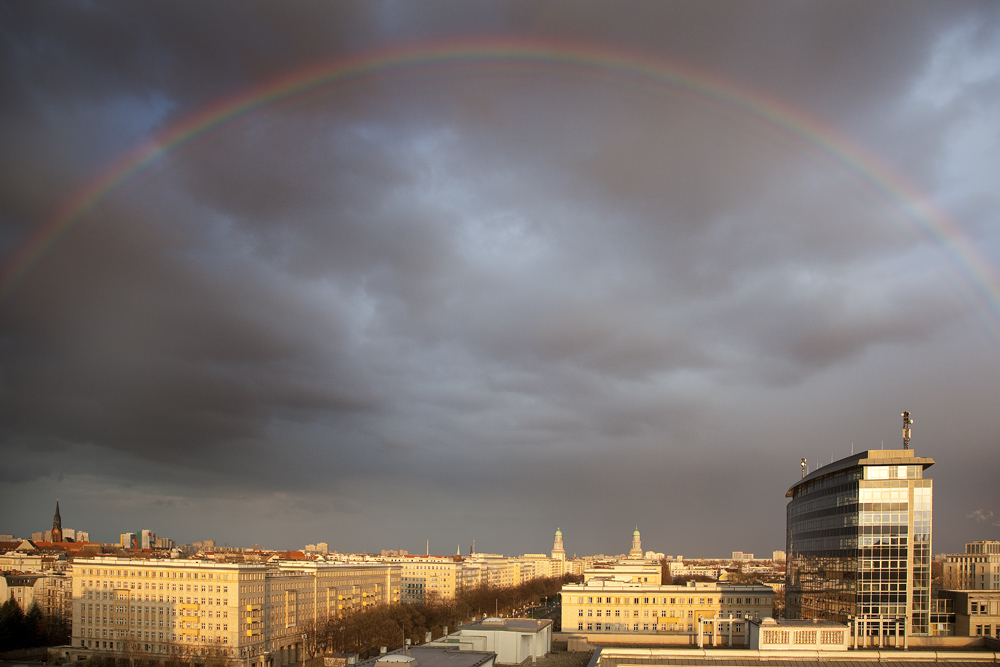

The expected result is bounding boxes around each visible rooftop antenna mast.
[800,457,808,479]
[902,411,913,449]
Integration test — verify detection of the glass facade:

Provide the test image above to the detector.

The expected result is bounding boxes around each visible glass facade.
[786,450,934,637]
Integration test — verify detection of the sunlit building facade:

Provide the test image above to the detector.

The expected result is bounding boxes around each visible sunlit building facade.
[786,448,934,640]
[67,557,400,666]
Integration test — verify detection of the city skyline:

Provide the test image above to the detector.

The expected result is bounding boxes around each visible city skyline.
[2,2,999,557]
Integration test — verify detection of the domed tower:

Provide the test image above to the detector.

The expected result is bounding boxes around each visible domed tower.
[551,527,565,560]
[52,500,63,543]
[629,527,643,559]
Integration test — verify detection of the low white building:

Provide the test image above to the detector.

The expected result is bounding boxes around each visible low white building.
[426,618,551,665]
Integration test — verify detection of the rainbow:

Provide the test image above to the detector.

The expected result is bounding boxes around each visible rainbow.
[3,37,999,341]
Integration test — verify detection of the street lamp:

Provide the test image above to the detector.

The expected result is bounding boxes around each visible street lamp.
[302,633,307,667]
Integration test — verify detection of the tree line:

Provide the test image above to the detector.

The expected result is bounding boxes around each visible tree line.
[307,573,580,659]
[0,598,71,651]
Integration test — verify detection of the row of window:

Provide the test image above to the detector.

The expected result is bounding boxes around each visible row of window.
[82,580,229,593]
[84,590,230,605]
[974,625,1000,638]
[573,596,763,605]
[79,628,229,643]
[579,608,696,618]
[78,568,233,580]
[971,601,997,614]
[576,621,751,633]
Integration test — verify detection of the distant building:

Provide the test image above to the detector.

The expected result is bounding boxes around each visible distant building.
[772,550,786,563]
[786,448,934,641]
[629,528,643,559]
[52,500,63,544]
[551,528,565,560]
[120,532,137,549]
[140,529,156,549]
[943,541,1000,590]
[383,555,460,602]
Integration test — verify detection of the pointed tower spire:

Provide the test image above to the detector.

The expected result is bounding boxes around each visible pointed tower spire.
[52,500,63,543]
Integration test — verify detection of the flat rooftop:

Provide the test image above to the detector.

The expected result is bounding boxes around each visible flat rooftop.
[358,647,495,667]
[465,618,553,633]
[594,646,1000,667]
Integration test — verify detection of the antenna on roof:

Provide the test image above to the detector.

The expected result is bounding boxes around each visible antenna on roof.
[901,411,913,450]
[801,457,807,479]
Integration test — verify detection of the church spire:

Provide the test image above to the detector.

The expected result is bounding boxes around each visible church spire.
[52,500,63,543]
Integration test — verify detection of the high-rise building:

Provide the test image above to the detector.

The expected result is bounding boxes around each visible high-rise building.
[785,448,934,641]
[140,530,156,549]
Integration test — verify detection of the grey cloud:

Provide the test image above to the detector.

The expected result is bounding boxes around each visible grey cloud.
[2,1,998,555]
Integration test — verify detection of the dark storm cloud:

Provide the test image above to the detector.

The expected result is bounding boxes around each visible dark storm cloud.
[1,1,999,554]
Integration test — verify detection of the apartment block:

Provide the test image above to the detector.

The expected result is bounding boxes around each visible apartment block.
[67,556,400,666]
[943,541,1000,590]
[561,580,774,639]
[375,555,459,602]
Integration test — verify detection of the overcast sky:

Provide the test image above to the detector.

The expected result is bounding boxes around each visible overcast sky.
[1,1,999,559]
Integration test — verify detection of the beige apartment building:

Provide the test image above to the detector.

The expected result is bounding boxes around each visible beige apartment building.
[943,541,1000,591]
[1,571,44,611]
[276,560,400,615]
[936,589,1000,639]
[373,555,460,602]
[561,580,774,639]
[68,557,401,666]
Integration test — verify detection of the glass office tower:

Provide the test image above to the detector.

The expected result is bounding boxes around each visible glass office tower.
[786,449,934,639]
